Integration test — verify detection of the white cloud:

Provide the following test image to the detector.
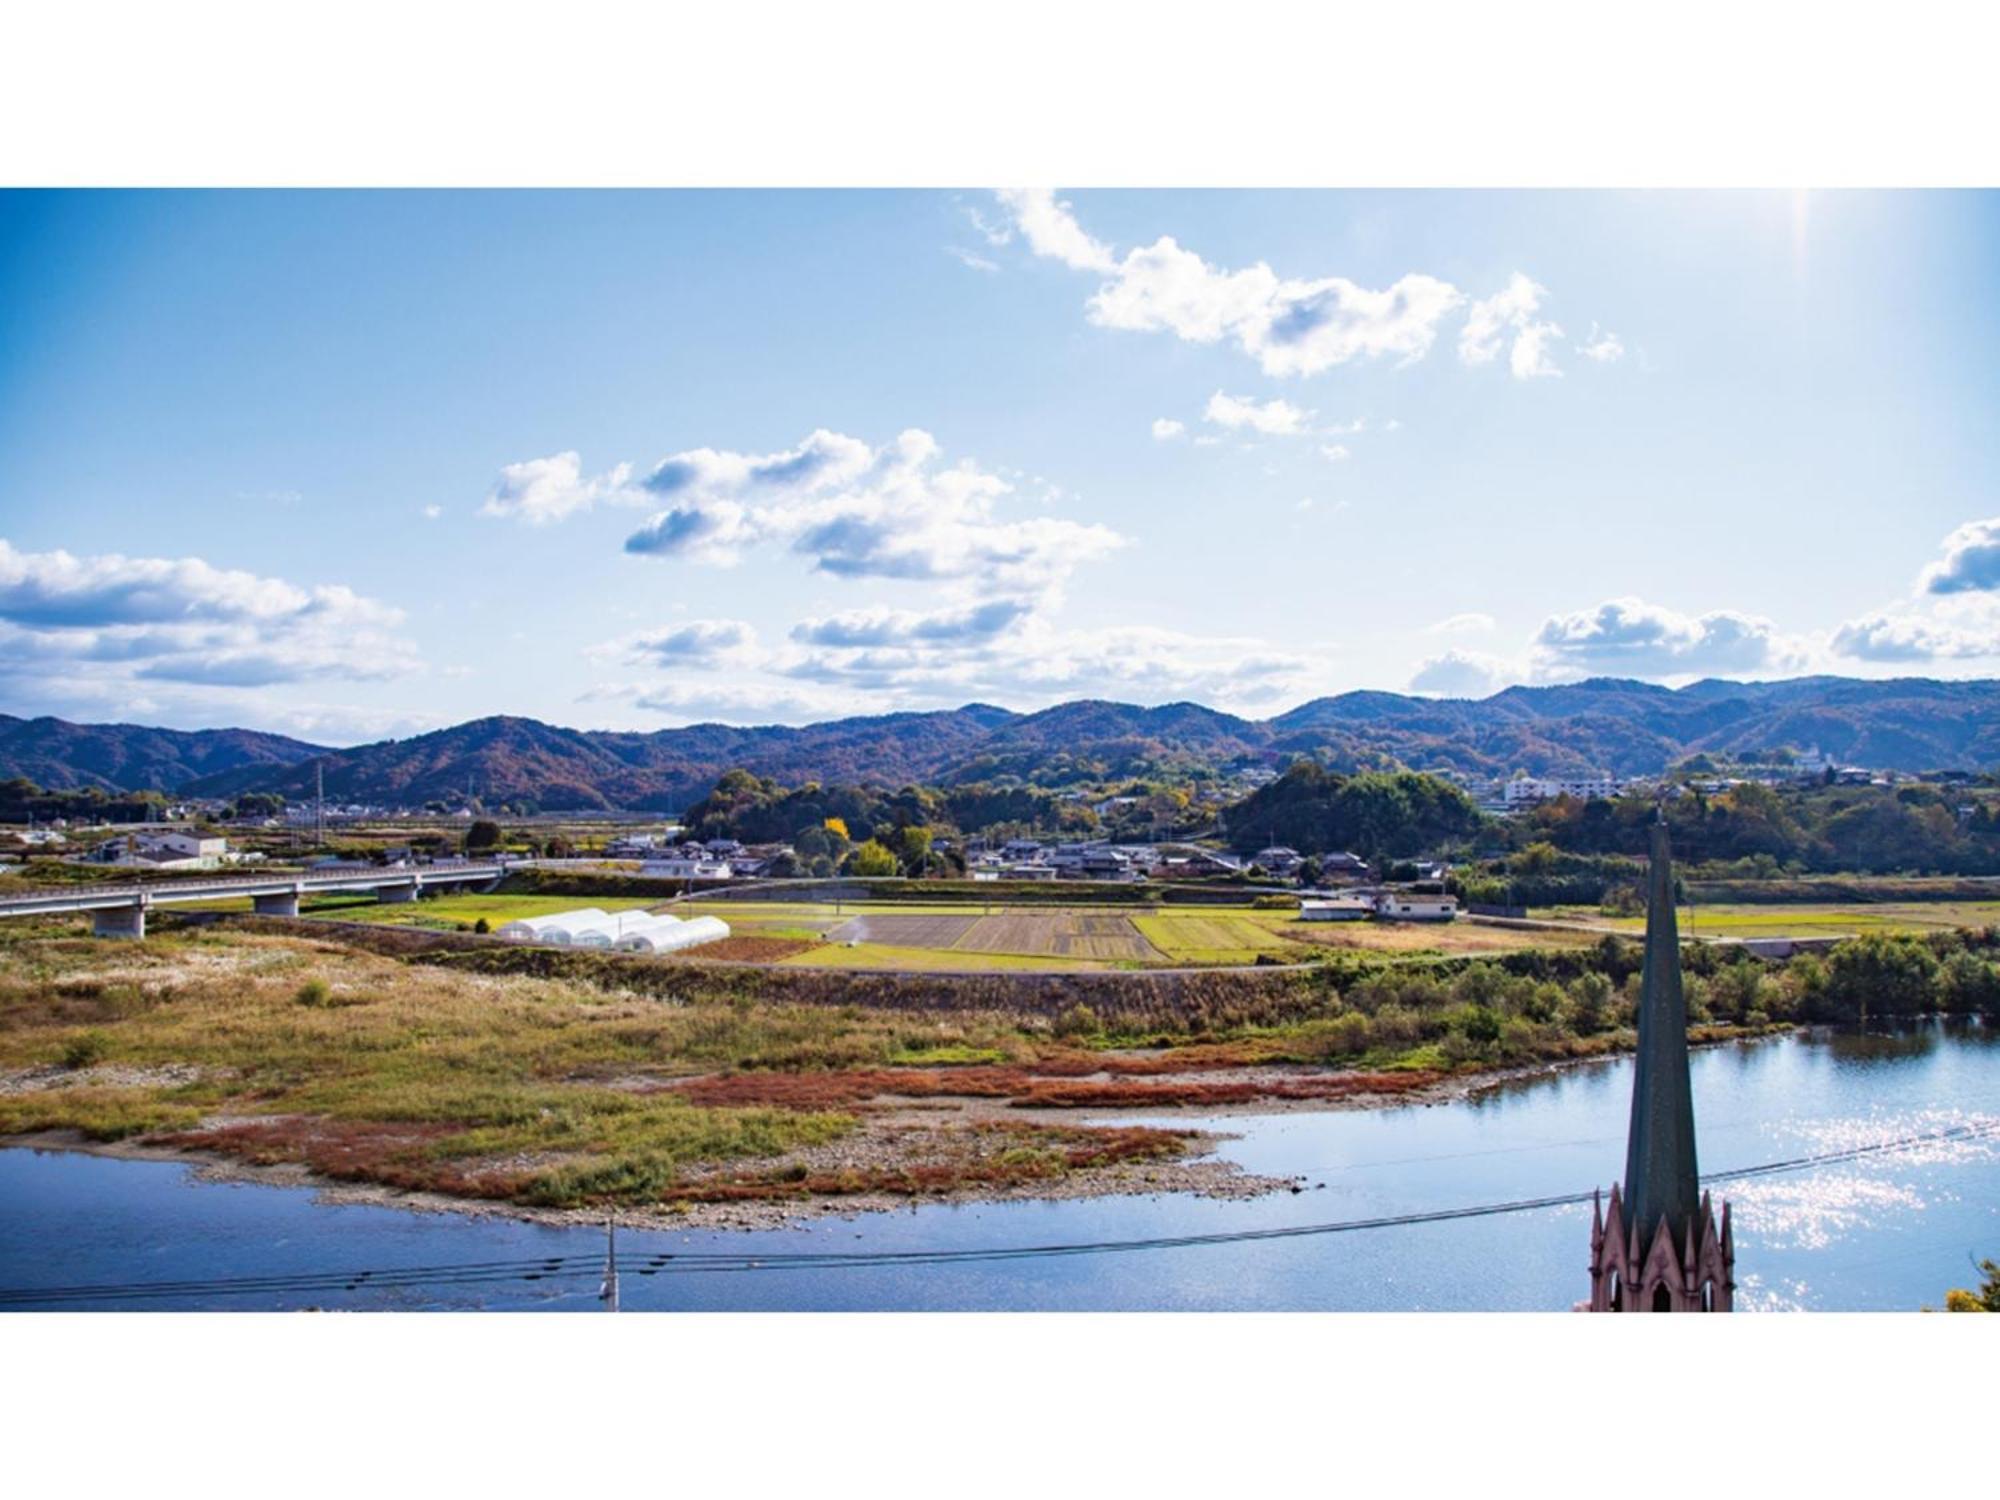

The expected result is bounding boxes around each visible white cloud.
[993,188,1116,272]
[1459,273,1564,379]
[777,619,1326,716]
[1829,610,2000,662]
[1408,649,1521,698]
[623,619,762,666]
[1576,323,1625,362]
[421,504,443,520]
[1530,596,1799,676]
[949,246,1000,273]
[1426,612,1496,635]
[1151,417,1186,441]
[479,450,636,524]
[996,193,1619,388]
[1920,517,2000,595]
[0,539,421,697]
[593,605,1330,725]
[1088,235,1463,378]
[1204,390,1311,435]
[1320,443,1351,462]
[622,428,1123,596]
[964,203,1012,248]
[789,599,1033,648]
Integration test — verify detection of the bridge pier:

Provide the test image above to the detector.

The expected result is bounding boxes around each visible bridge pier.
[376,880,421,905]
[253,886,303,918]
[93,900,148,941]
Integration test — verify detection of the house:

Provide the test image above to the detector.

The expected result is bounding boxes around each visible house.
[641,854,733,880]
[1318,850,1370,883]
[1252,845,1304,877]
[1372,892,1457,922]
[152,832,227,861]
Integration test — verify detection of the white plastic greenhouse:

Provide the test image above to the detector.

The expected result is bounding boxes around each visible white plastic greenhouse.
[543,913,626,947]
[614,915,730,954]
[496,907,611,943]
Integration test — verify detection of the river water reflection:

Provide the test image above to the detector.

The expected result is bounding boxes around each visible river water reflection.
[3,1021,1995,1311]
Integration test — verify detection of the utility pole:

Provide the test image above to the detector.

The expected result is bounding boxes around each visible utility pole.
[599,1217,619,1312]
[315,762,324,852]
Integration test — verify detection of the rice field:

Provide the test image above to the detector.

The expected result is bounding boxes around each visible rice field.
[1131,912,1297,965]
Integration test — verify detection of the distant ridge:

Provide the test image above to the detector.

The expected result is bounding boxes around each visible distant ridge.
[0,714,327,795]
[7,677,2000,810]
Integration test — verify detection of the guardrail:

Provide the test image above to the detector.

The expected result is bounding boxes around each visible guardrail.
[0,863,508,920]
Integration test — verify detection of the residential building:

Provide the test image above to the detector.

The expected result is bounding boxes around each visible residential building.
[1372,892,1457,921]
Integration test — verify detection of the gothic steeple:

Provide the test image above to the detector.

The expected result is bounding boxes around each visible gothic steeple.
[1622,814,1702,1247]
[1582,811,1734,1312]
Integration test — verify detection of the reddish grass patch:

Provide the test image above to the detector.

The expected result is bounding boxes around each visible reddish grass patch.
[149,1117,532,1199]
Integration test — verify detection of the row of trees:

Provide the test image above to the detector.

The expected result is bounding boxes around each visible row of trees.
[0,778,170,825]
[1511,780,2000,874]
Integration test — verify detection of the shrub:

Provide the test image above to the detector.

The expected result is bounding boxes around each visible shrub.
[294,978,332,1008]
[473,917,491,935]
[62,1030,109,1070]
[1570,972,1614,1034]
[1053,1003,1100,1040]
[1455,1005,1502,1048]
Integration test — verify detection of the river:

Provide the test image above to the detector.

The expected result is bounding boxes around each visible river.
[3,1021,1996,1311]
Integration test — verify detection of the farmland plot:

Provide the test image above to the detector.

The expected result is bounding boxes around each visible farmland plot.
[953,912,1166,962]
[827,914,982,947]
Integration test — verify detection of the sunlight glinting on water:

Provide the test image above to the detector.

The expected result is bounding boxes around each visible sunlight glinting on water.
[1725,1108,1999,1251]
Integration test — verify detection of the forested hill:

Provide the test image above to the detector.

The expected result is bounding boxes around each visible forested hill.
[10,676,2000,809]
[0,715,327,794]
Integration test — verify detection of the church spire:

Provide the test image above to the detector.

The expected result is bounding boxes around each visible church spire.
[1622,813,1701,1246]
[1581,811,1733,1311]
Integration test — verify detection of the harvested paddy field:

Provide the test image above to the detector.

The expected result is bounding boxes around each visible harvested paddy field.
[950,911,1166,962]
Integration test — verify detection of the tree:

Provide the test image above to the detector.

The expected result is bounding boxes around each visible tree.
[1820,934,1940,1024]
[1941,1258,2000,1312]
[465,819,503,852]
[846,839,899,877]
[895,824,933,875]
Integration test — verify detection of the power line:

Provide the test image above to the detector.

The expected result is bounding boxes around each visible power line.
[2,1118,1993,1307]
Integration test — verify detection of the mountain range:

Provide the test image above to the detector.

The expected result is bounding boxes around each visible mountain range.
[7,676,2000,810]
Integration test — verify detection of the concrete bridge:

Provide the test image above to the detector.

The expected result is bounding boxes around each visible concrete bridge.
[0,862,507,939]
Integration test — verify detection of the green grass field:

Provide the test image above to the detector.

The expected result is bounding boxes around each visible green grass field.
[203,892,665,929]
[1538,900,2000,939]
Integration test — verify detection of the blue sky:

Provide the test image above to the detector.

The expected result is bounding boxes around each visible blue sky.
[2,188,1998,744]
